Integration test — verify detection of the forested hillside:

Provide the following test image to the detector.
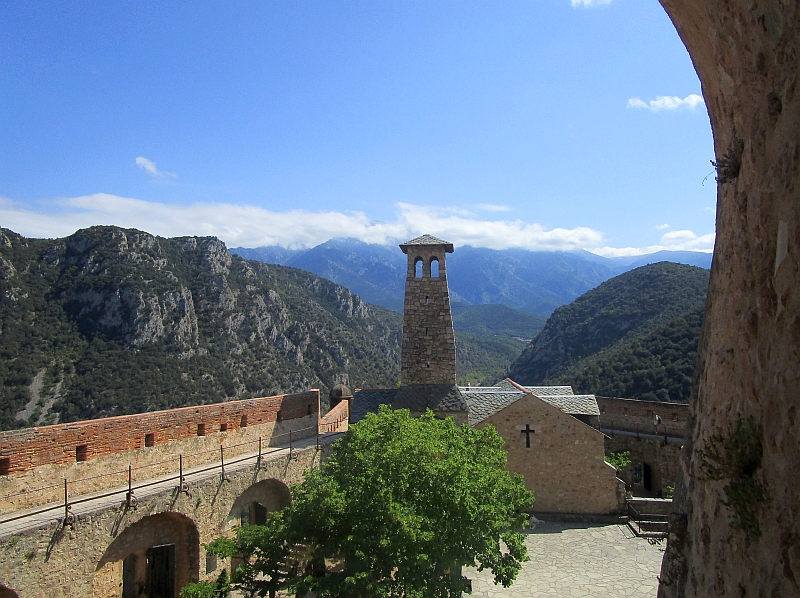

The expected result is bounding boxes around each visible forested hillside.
[563,304,704,402]
[0,227,402,430]
[507,262,709,402]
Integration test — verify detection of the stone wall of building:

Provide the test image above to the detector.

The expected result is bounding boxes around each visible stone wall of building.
[0,443,330,598]
[477,394,624,515]
[0,392,320,513]
[596,397,688,439]
[400,244,456,386]
[606,435,683,498]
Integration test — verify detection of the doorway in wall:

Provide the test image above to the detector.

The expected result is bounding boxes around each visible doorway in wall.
[147,544,175,598]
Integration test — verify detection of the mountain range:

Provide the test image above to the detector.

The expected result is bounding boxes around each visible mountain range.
[231,239,712,316]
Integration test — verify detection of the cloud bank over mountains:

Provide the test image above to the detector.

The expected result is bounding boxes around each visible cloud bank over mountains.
[0,193,714,256]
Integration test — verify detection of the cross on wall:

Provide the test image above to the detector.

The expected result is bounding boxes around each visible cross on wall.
[520,423,535,448]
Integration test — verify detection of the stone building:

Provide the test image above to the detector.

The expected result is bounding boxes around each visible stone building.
[462,380,624,515]
[351,235,623,515]
[597,396,687,498]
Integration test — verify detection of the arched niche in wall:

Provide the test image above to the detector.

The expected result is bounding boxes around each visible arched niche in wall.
[227,478,292,527]
[93,512,200,598]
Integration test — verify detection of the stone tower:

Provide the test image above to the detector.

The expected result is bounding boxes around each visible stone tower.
[399,234,457,385]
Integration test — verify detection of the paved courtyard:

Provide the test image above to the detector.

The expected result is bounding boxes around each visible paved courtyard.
[467,522,664,598]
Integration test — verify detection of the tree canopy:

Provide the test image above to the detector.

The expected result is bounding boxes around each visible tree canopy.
[184,406,533,598]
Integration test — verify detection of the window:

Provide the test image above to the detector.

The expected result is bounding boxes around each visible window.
[206,553,218,574]
[220,423,228,432]
[430,257,439,278]
[425,296,429,304]
[145,433,155,447]
[0,457,9,476]
[197,423,206,437]
[307,405,312,416]
[240,415,248,428]
[414,257,423,278]
[76,444,88,462]
[277,411,283,422]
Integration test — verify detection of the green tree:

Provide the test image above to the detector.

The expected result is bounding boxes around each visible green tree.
[192,406,534,598]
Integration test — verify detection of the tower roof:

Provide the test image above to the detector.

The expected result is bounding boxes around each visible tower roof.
[399,234,454,253]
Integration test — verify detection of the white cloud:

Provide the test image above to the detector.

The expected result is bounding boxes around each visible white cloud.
[589,229,715,257]
[0,194,604,251]
[476,203,511,212]
[571,0,612,7]
[655,223,670,230]
[135,156,178,180]
[627,94,704,112]
[0,194,716,258]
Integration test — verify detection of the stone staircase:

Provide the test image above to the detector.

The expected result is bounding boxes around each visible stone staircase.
[626,497,671,538]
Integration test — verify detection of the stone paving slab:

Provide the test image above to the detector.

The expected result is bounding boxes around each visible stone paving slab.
[467,521,664,598]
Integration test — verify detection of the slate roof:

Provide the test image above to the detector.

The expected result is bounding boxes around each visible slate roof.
[392,384,467,413]
[460,380,599,426]
[350,389,397,422]
[460,390,525,426]
[495,379,574,395]
[399,235,454,253]
[351,381,597,426]
[538,394,600,417]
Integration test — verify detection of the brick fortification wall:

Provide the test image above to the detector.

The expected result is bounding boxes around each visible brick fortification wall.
[0,391,319,512]
[399,242,456,385]
[319,400,349,434]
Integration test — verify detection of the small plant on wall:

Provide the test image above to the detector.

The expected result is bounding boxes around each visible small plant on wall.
[605,451,632,472]
[697,415,765,539]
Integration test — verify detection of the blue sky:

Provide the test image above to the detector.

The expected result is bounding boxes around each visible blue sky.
[0,0,716,255]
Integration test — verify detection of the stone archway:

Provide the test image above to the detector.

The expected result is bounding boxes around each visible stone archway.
[228,478,292,527]
[637,2,800,596]
[93,512,200,598]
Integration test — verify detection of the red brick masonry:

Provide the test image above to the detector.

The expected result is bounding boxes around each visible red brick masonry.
[0,391,320,476]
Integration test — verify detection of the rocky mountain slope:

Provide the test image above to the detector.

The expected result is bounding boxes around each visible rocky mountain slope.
[232,239,712,316]
[506,262,710,402]
[0,227,402,430]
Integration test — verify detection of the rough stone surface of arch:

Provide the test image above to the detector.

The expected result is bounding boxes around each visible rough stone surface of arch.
[228,478,292,525]
[655,1,799,596]
[94,512,200,598]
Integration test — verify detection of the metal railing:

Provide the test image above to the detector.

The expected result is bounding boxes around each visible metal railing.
[0,426,341,529]
[626,501,669,538]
